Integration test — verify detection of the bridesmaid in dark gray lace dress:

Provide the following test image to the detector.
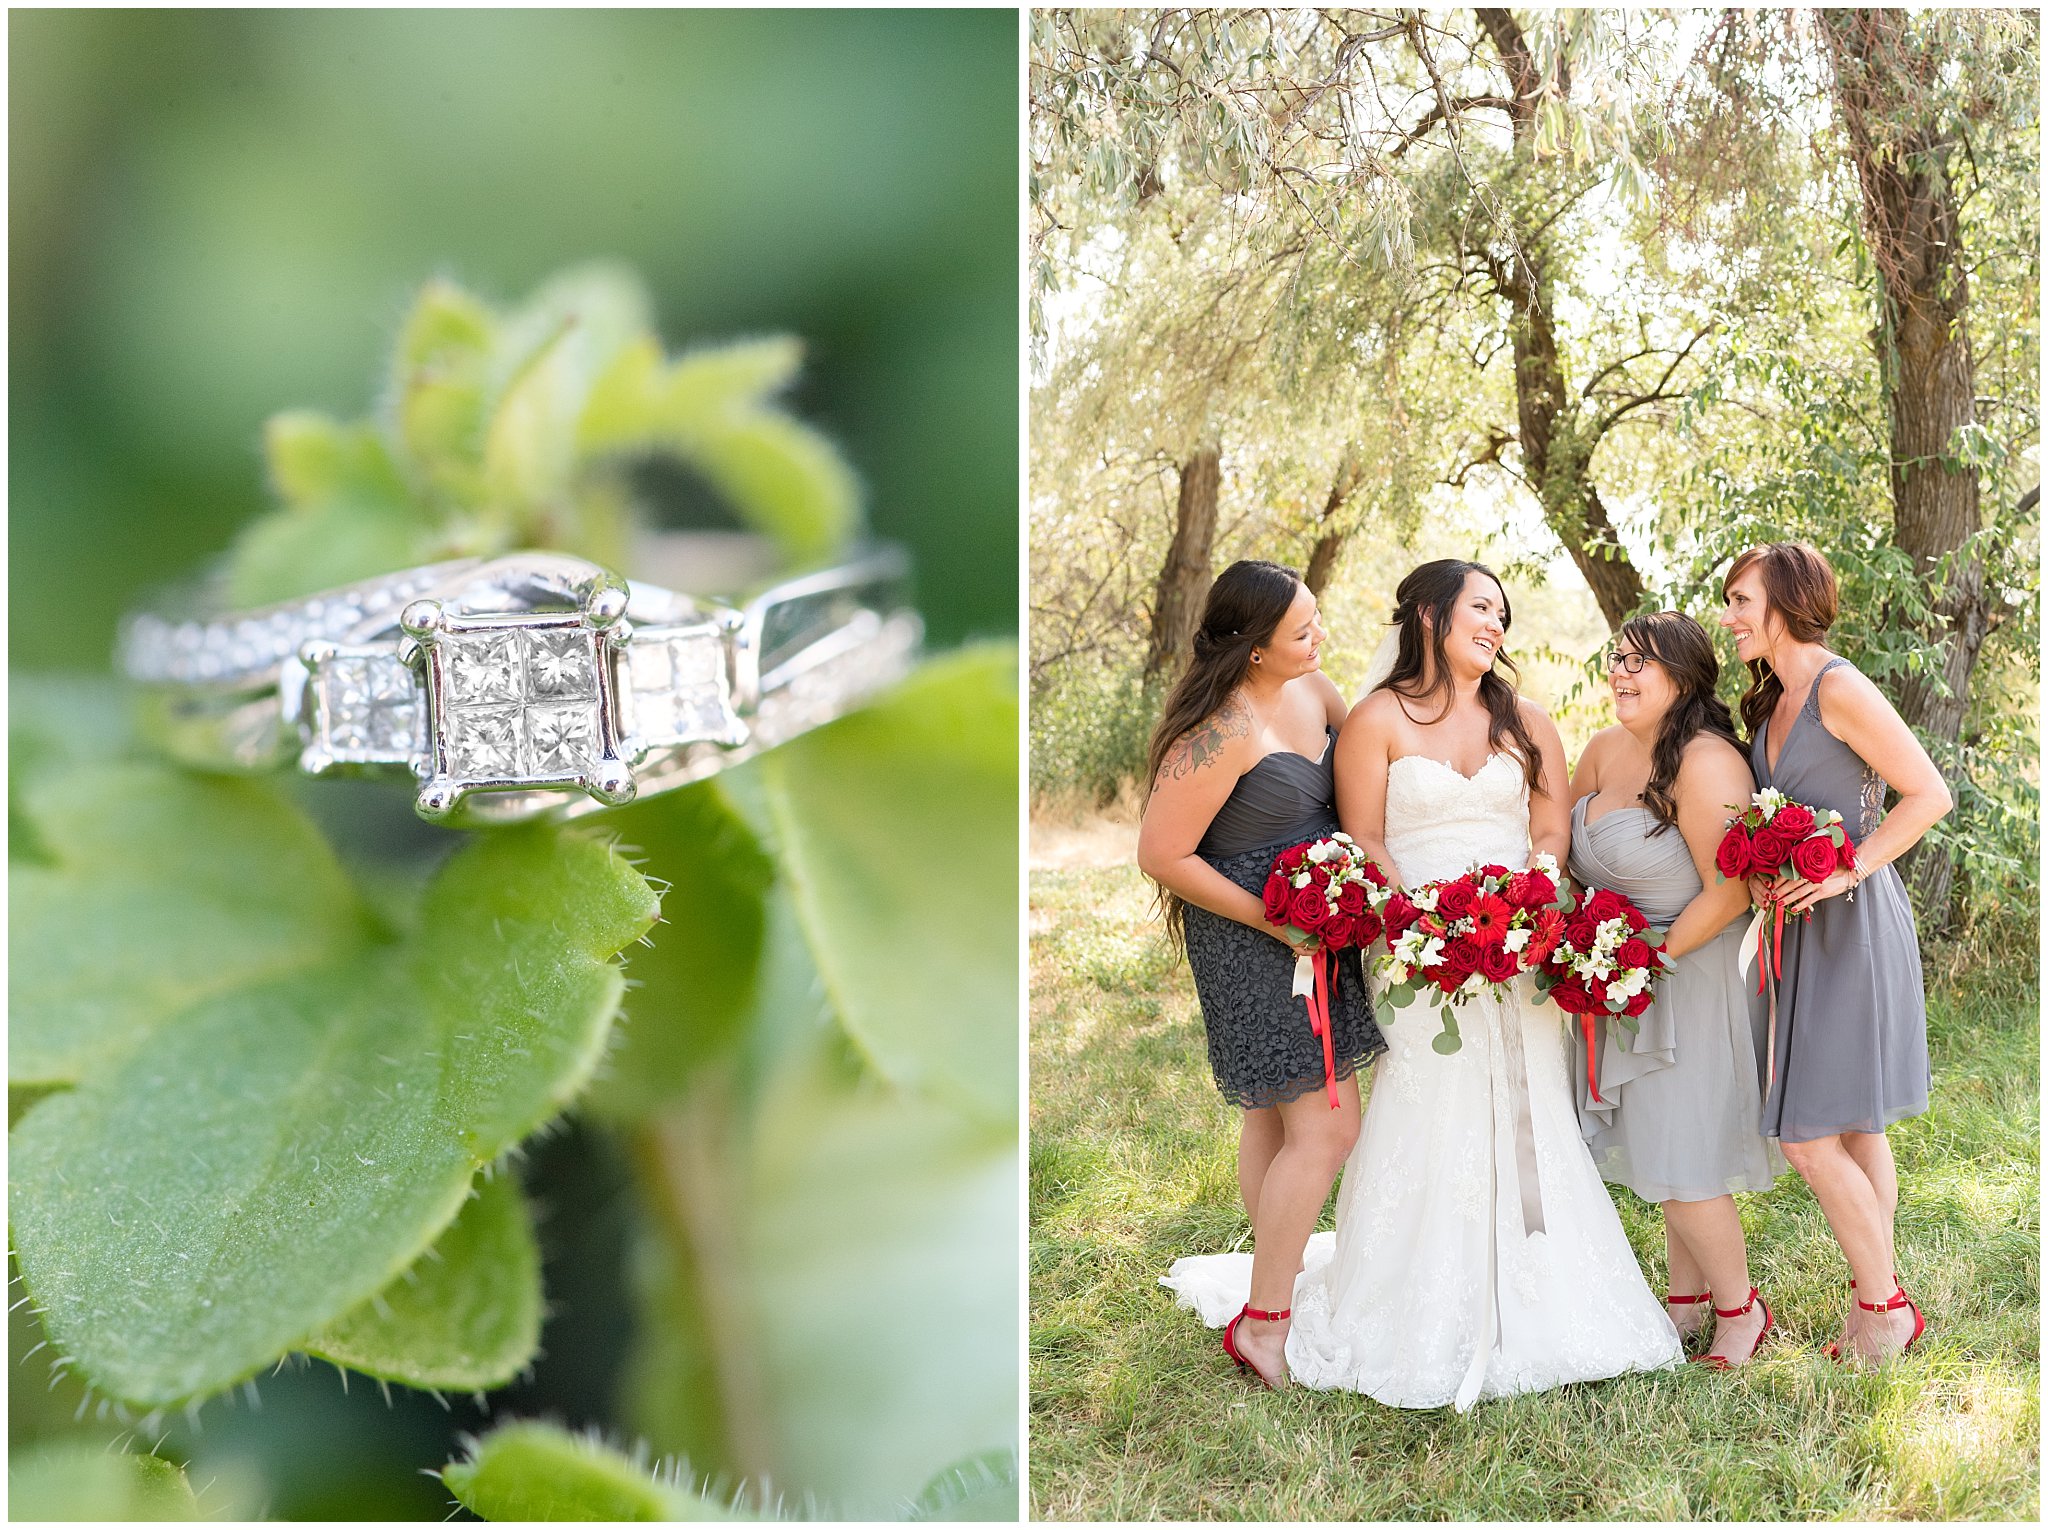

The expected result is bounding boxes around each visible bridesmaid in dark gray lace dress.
[1138,560,1384,1389]
[1721,543,1952,1365]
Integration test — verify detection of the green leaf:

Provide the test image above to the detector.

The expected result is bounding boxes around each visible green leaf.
[905,1449,1019,1521]
[723,1033,1015,1511]
[386,277,498,501]
[680,412,861,564]
[578,335,859,562]
[758,648,1018,1121]
[629,1012,1017,1516]
[305,1169,541,1391]
[8,1441,200,1521]
[442,1421,740,1522]
[584,781,775,1120]
[228,412,431,609]
[9,766,368,1087]
[482,263,654,528]
[9,760,658,1406]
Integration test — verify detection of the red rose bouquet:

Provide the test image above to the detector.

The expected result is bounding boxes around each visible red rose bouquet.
[1713,787,1858,989]
[1371,853,1571,1055]
[1534,887,1672,1104]
[1262,832,1390,1108]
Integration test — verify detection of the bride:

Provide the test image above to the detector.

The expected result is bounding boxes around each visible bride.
[1163,560,1682,1407]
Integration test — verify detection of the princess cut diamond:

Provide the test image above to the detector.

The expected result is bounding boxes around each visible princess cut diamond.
[313,651,423,762]
[448,707,522,778]
[624,626,739,747]
[447,633,522,704]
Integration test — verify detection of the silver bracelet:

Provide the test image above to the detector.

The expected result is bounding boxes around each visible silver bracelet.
[120,537,920,826]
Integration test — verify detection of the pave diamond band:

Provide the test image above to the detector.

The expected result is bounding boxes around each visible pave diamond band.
[122,539,919,824]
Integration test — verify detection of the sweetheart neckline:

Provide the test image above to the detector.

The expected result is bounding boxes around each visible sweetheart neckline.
[1577,796,1653,830]
[1389,752,1513,785]
[1247,731,1335,772]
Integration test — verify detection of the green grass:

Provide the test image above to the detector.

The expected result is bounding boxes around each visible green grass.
[1029,846,2040,1521]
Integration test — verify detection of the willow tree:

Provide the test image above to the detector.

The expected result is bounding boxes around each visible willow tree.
[1031,179,1432,691]
[1033,8,1722,630]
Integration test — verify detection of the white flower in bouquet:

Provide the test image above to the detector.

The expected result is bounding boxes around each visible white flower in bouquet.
[1608,967,1650,1002]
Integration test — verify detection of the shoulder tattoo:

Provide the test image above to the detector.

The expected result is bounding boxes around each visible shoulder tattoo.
[1157,696,1253,784]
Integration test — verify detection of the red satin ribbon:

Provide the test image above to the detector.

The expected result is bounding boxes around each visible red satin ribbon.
[1303,947,1339,1110]
[1580,1013,1605,1105]
[1753,898,1786,1101]
[1752,899,1786,993]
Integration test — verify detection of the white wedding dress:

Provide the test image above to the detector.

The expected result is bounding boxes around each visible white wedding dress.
[1162,753,1682,1409]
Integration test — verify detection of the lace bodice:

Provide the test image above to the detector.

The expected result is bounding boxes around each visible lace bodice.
[1383,753,1532,885]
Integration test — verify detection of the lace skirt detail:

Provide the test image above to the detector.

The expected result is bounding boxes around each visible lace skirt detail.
[1183,842,1386,1109]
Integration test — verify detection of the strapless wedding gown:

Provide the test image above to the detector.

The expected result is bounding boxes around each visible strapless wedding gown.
[1161,753,1682,1409]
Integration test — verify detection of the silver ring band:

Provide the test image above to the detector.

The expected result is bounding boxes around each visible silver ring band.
[119,536,920,825]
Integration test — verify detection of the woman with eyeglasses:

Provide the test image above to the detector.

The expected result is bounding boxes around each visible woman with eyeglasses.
[1566,612,1786,1368]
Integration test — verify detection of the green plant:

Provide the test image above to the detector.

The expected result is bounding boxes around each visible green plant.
[9,267,1018,1519]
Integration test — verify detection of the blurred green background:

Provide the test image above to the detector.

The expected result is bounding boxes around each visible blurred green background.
[10,7,1017,666]
[10,8,1016,1520]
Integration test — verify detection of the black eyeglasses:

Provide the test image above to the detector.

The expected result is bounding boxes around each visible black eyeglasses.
[1605,651,1650,674]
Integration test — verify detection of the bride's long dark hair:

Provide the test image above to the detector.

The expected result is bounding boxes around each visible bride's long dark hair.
[1617,611,1744,834]
[1375,559,1542,793]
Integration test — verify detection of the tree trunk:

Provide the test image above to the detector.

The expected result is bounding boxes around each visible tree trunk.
[1303,529,1346,597]
[1471,9,1646,631]
[1821,10,1990,926]
[1302,457,1363,597]
[1144,444,1221,679]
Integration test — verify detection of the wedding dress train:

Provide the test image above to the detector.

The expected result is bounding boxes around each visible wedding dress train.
[1161,753,1682,1409]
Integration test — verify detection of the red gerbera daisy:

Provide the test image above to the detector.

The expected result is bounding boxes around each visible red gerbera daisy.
[1465,890,1514,949]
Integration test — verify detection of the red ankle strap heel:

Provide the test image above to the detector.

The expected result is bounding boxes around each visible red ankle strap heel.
[1686,1286,1773,1370]
[1850,1284,1926,1358]
[1221,1302,1290,1389]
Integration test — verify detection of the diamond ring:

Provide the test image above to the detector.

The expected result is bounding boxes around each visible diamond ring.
[120,537,919,825]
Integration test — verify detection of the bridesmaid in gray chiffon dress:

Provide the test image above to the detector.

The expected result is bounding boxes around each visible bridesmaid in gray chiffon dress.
[1566,611,1783,1368]
[1569,800,1782,1201]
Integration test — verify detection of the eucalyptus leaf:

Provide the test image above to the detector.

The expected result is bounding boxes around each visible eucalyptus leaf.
[305,1169,541,1392]
[10,767,657,1406]
[8,1441,200,1522]
[442,1421,739,1522]
[758,647,1018,1121]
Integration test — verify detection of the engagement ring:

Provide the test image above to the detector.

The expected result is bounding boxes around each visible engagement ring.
[120,535,919,825]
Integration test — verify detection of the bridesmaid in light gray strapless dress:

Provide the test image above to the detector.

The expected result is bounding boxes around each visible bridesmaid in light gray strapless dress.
[1569,797,1785,1200]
